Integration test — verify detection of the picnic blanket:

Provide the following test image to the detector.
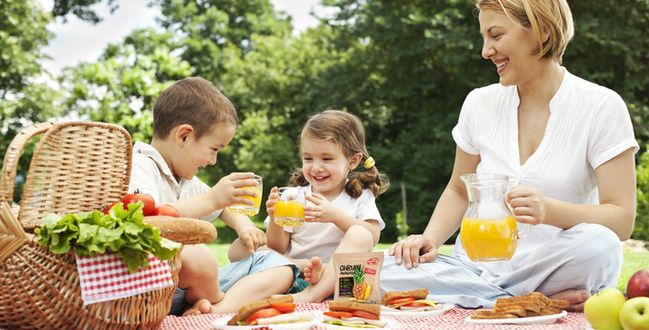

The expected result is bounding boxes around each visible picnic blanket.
[161,302,587,329]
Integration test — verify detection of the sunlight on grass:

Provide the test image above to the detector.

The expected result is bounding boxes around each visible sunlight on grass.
[206,243,646,294]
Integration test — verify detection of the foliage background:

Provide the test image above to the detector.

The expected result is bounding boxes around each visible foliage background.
[2,0,648,243]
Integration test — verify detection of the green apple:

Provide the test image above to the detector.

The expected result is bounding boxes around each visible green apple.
[584,288,626,330]
[619,297,649,330]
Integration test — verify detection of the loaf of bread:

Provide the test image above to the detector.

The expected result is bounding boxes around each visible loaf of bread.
[143,216,217,244]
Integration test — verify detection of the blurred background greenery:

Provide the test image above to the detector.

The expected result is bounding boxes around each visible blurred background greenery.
[2,0,649,244]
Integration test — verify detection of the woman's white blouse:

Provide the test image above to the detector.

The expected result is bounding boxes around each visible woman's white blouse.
[451,68,638,256]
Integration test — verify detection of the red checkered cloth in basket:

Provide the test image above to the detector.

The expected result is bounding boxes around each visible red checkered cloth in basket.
[76,253,174,305]
[161,302,587,329]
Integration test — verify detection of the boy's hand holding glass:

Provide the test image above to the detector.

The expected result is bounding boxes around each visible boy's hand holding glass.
[213,173,262,215]
[236,225,267,252]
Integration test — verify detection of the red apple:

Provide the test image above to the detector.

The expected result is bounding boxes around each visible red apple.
[627,269,649,299]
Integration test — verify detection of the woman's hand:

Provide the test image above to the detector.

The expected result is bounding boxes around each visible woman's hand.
[388,234,438,269]
[506,185,546,225]
[304,193,340,223]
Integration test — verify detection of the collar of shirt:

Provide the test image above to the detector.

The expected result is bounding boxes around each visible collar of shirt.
[133,141,185,188]
[511,66,573,114]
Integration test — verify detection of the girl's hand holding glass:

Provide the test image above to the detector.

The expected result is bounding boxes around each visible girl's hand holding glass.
[272,187,306,227]
[265,186,279,218]
[304,193,338,223]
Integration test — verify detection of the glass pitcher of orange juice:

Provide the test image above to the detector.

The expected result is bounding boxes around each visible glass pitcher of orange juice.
[459,173,519,262]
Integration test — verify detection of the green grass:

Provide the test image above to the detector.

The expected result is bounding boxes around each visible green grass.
[206,243,648,294]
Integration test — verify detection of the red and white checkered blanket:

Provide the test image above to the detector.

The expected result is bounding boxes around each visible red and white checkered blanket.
[161,302,587,329]
[76,254,174,305]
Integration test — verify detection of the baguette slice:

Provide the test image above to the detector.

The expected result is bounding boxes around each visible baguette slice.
[381,288,428,306]
[227,295,293,325]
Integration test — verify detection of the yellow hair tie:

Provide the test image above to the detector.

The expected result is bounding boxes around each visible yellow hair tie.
[363,157,375,169]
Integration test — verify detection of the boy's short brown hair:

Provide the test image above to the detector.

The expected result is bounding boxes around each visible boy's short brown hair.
[153,77,237,140]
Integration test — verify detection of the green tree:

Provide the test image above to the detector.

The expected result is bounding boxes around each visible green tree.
[59,28,191,142]
[51,0,119,23]
[0,0,62,201]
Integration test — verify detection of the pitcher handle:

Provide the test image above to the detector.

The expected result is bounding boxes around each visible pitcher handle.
[505,178,531,238]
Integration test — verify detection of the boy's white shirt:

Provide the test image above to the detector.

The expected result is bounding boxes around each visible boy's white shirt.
[264,185,385,263]
[128,141,223,221]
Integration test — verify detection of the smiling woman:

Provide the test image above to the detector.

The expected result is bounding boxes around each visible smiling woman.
[381,0,639,312]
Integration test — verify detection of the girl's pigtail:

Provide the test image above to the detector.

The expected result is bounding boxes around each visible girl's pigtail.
[345,157,390,198]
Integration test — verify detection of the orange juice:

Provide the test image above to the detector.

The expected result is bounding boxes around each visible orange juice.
[228,185,262,216]
[460,216,518,261]
[274,200,305,227]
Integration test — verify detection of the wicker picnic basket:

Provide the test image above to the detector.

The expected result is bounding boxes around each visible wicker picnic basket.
[0,122,215,329]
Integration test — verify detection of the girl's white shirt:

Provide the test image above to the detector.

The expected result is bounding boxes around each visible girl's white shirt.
[451,67,639,264]
[265,185,384,263]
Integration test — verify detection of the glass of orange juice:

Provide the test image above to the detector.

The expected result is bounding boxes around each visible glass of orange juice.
[228,175,263,216]
[273,187,306,227]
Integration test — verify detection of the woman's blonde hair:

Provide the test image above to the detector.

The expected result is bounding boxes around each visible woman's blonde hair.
[288,110,390,198]
[475,0,574,63]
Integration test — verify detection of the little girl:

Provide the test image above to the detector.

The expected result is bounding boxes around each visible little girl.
[265,109,390,303]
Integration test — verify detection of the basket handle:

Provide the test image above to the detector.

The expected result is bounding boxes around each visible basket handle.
[0,201,28,263]
[0,122,56,206]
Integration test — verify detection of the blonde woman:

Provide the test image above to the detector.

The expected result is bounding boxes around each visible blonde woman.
[383,0,638,312]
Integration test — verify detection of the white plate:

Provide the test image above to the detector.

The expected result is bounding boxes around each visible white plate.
[319,313,402,329]
[464,310,568,325]
[211,312,321,330]
[380,303,454,317]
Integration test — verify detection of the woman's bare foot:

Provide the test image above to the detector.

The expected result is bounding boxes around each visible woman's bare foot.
[182,291,225,316]
[549,289,590,312]
[303,257,324,284]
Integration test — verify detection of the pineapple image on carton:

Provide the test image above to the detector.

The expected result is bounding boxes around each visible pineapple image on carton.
[352,265,372,301]
[333,252,384,304]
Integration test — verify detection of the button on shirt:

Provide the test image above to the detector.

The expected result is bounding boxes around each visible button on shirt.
[128,142,222,221]
[451,68,638,260]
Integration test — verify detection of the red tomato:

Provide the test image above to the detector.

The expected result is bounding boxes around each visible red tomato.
[268,303,296,313]
[246,308,281,325]
[323,311,354,319]
[103,201,121,214]
[388,297,416,305]
[351,310,379,320]
[404,302,430,307]
[156,204,180,217]
[122,193,157,216]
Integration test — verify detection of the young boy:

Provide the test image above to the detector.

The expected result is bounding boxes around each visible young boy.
[129,77,298,315]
